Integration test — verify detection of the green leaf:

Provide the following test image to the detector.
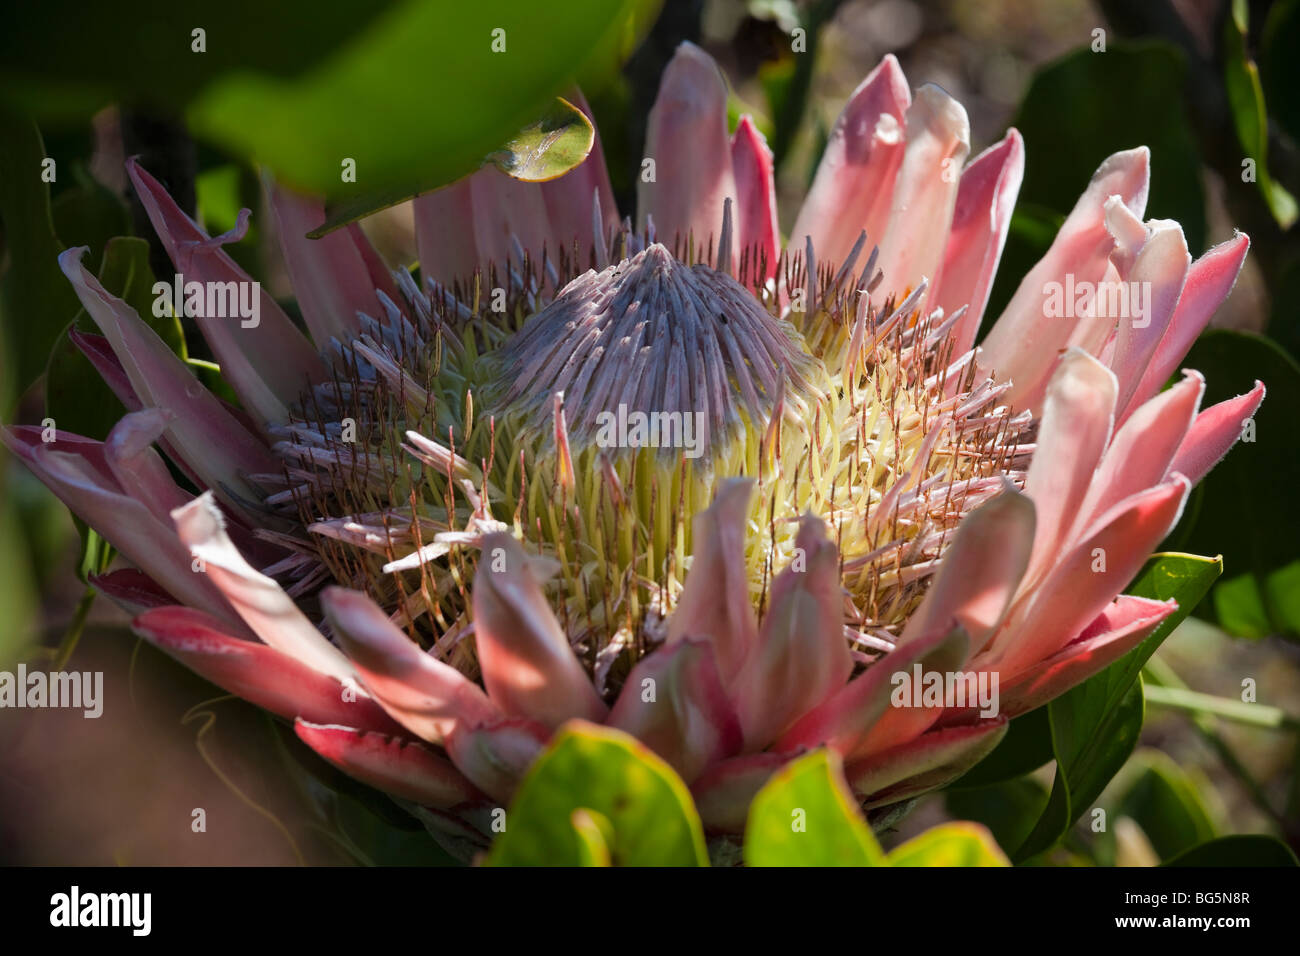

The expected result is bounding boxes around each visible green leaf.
[945,777,1050,855]
[570,809,613,867]
[311,97,594,237]
[1015,553,1222,861]
[0,108,83,405]
[1007,41,1205,257]
[1017,680,1145,863]
[0,1,402,119]
[1114,750,1218,861]
[1142,684,1297,730]
[1172,332,1300,639]
[195,165,245,236]
[486,721,707,867]
[1262,560,1300,635]
[1224,0,1298,228]
[946,706,1053,789]
[886,822,1010,867]
[488,98,594,182]
[744,749,885,867]
[1163,834,1298,867]
[1213,571,1273,639]
[187,1,659,201]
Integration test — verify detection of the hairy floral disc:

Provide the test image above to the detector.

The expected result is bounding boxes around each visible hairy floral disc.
[265,225,1030,695]
[493,242,821,460]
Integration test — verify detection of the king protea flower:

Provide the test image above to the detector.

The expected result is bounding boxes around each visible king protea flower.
[5,44,1263,856]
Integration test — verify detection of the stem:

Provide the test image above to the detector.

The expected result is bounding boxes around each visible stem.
[36,585,96,671]
[1143,684,1299,729]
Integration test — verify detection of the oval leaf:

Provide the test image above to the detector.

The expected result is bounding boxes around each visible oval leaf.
[946,706,1053,790]
[945,777,1050,855]
[886,822,1010,867]
[744,750,885,867]
[311,97,595,237]
[488,97,594,182]
[188,1,654,200]
[486,721,707,867]
[570,809,613,867]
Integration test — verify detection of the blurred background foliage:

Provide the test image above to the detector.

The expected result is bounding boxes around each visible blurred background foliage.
[1,0,1298,864]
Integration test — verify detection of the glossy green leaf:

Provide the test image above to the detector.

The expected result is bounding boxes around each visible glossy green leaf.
[1224,0,1297,228]
[488,98,593,182]
[487,721,707,867]
[311,98,594,237]
[1163,834,1298,867]
[0,1,400,119]
[1017,680,1145,863]
[946,706,1053,789]
[886,822,1010,867]
[1015,553,1222,861]
[1110,554,1223,688]
[945,777,1050,855]
[744,749,885,867]
[188,1,659,200]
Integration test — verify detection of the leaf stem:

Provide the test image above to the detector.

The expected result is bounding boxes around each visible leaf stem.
[1142,684,1300,729]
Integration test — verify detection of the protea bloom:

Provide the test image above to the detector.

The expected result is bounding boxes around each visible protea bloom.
[5,43,1263,858]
